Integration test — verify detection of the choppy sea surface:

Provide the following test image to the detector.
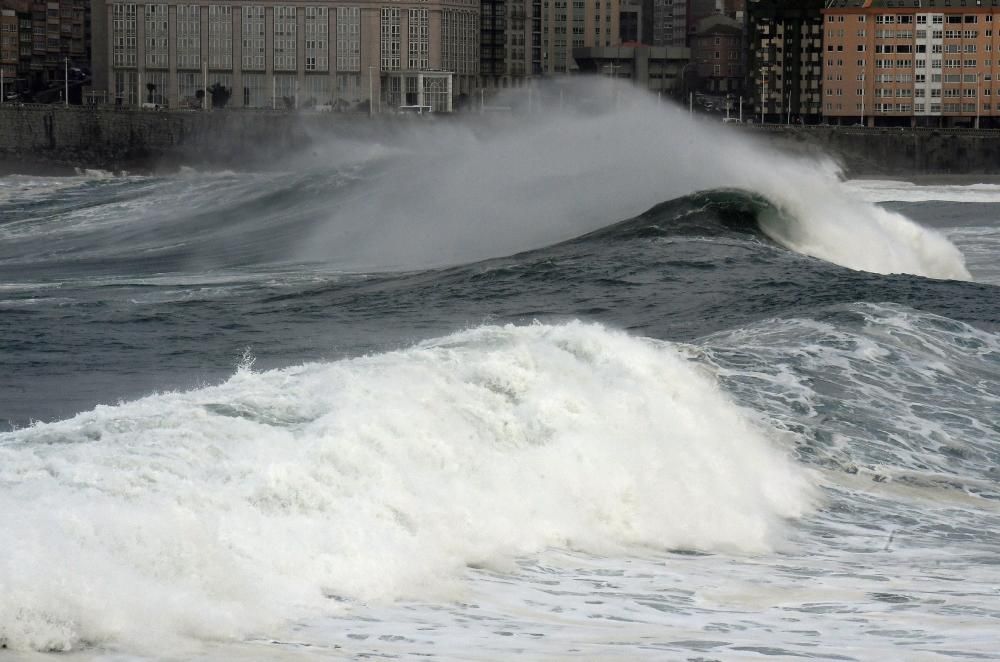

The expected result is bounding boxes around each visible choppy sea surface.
[1,98,999,661]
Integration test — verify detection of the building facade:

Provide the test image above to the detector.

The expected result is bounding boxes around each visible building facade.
[691,13,742,94]
[479,0,531,88]
[652,0,685,47]
[822,0,1000,127]
[94,0,479,110]
[746,0,824,123]
[537,0,621,75]
[1,8,16,83]
[574,43,689,94]
[0,0,88,96]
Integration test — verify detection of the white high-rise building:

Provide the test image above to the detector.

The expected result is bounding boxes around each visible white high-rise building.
[92,0,480,110]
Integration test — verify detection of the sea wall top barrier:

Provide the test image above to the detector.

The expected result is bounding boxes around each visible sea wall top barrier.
[3,104,1000,174]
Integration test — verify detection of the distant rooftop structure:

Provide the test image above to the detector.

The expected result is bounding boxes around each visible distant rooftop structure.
[825,0,1000,7]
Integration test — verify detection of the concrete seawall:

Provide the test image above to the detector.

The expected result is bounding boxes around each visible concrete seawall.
[3,105,1000,175]
[0,105,376,173]
[749,124,1000,176]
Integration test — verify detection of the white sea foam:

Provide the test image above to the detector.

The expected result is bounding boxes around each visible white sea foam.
[694,303,1000,489]
[745,166,971,280]
[0,322,814,652]
[845,178,1000,203]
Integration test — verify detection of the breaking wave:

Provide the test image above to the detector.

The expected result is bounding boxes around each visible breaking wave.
[0,81,971,281]
[0,322,814,652]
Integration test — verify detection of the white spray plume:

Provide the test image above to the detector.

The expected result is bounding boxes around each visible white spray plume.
[298,78,969,280]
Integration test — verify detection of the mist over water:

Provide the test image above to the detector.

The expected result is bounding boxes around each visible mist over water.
[293,80,969,279]
[0,80,969,280]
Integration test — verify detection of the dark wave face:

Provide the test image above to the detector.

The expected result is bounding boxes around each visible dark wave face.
[0,178,992,429]
[1,87,1000,659]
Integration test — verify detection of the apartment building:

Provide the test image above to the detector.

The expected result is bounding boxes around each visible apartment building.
[746,0,825,123]
[652,0,685,47]
[92,0,480,110]
[480,0,532,88]
[538,0,621,74]
[1,8,16,82]
[619,0,653,45]
[822,0,1000,127]
[691,13,742,94]
[0,0,87,94]
[573,43,689,93]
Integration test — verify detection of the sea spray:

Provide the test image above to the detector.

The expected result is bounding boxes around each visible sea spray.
[0,80,971,280]
[0,322,815,652]
[293,79,969,280]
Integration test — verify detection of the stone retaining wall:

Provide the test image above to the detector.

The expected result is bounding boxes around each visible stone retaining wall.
[3,105,1000,174]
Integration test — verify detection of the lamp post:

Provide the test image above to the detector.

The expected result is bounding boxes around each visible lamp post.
[861,71,865,127]
[760,65,767,124]
[604,62,620,109]
[368,65,376,117]
[681,62,696,115]
[976,71,981,129]
[64,57,68,107]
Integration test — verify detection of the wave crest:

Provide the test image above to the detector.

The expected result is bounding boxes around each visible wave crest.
[0,322,814,651]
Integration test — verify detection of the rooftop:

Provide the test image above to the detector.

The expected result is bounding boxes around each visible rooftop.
[826,0,1000,8]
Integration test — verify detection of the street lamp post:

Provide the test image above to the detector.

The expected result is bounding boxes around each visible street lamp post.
[64,57,69,107]
[760,66,767,124]
[368,65,376,117]
[976,72,981,129]
[604,62,620,108]
[681,62,696,115]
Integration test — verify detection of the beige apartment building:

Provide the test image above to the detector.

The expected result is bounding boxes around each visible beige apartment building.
[538,0,621,75]
[92,0,479,111]
[822,0,1000,127]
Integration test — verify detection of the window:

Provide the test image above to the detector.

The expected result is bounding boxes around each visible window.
[111,3,137,68]
[242,5,265,71]
[144,4,167,69]
[305,6,328,72]
[336,7,360,72]
[407,8,428,70]
[208,5,232,70]
[176,5,200,70]
[380,7,400,71]
[273,6,296,72]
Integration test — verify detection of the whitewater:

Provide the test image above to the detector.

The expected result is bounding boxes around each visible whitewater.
[2,82,999,660]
